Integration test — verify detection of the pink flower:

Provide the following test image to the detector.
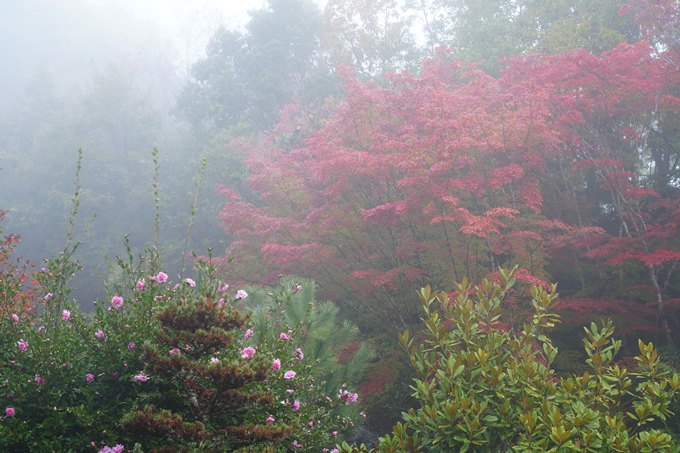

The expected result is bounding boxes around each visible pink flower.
[210,357,219,364]
[185,278,196,287]
[98,447,112,453]
[136,279,145,291]
[111,445,124,453]
[266,416,275,423]
[156,272,168,283]
[35,375,45,385]
[134,372,149,382]
[244,328,253,340]
[291,400,300,412]
[339,389,359,403]
[86,374,94,383]
[332,433,338,439]
[236,289,248,299]
[111,296,124,309]
[169,348,181,356]
[11,314,18,325]
[272,359,281,370]
[279,332,290,340]
[44,293,53,301]
[17,339,28,352]
[294,348,304,360]
[284,370,296,380]
[218,283,229,292]
[62,310,71,321]
[6,407,15,417]
[241,347,256,359]
[127,342,135,351]
[295,284,302,292]
[218,299,226,308]
[308,420,314,428]
[95,330,105,339]
[360,411,366,418]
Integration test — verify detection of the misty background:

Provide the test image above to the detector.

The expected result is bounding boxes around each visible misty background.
[0,0,290,306]
[0,0,642,312]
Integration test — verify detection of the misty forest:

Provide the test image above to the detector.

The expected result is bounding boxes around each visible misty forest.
[3,0,680,451]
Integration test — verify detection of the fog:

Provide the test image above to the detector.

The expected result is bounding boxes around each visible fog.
[5,0,680,444]
[0,0,270,305]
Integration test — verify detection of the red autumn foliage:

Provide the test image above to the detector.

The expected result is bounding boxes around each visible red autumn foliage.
[0,210,39,319]
[218,25,680,338]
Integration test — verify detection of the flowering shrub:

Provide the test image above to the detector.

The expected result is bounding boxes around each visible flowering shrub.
[0,154,364,452]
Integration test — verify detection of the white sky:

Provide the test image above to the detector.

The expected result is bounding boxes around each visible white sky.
[0,0,325,104]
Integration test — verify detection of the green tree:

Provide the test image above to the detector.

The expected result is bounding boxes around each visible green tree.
[408,0,639,74]
[239,276,375,411]
[342,269,680,452]
[322,0,419,77]
[175,0,339,135]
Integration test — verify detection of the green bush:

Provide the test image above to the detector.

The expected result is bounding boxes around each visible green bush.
[343,269,680,453]
[0,154,361,452]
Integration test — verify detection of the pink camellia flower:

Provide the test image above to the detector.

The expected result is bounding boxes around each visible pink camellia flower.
[156,272,168,283]
[35,375,45,385]
[17,339,28,352]
[241,347,256,359]
[185,278,196,287]
[44,293,53,301]
[284,370,296,380]
[272,359,281,370]
[11,314,19,325]
[210,357,219,364]
[134,372,149,382]
[279,332,290,340]
[136,279,145,291]
[127,342,135,351]
[95,330,105,339]
[291,400,300,412]
[86,374,94,383]
[62,310,71,321]
[6,407,15,417]
[235,289,248,299]
[111,296,124,309]
[266,416,275,423]
[218,283,229,292]
[294,348,304,360]
[244,328,253,340]
[169,348,181,356]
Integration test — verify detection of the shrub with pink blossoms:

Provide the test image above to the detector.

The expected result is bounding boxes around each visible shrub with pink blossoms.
[111,296,124,309]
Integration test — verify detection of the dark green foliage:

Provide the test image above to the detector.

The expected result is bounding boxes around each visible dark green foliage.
[342,269,680,452]
[174,0,340,134]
